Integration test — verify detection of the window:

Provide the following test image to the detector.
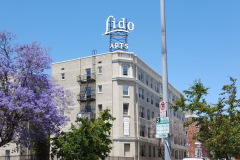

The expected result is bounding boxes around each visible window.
[140,107,144,118]
[61,73,65,80]
[158,149,161,157]
[147,110,150,120]
[140,126,145,137]
[155,83,159,92]
[149,146,151,157]
[123,85,129,96]
[5,150,10,160]
[98,66,102,74]
[175,150,178,159]
[195,148,202,157]
[151,79,153,88]
[146,76,149,85]
[98,85,102,93]
[172,95,176,101]
[123,65,128,76]
[148,127,151,138]
[85,105,91,112]
[86,87,91,97]
[98,104,102,112]
[124,144,130,157]
[86,69,91,79]
[151,96,154,105]
[152,111,154,119]
[153,146,155,157]
[155,99,159,108]
[184,152,187,158]
[138,70,144,82]
[182,116,185,121]
[180,151,183,159]
[146,92,149,102]
[139,88,144,99]
[123,104,129,115]
[140,145,145,157]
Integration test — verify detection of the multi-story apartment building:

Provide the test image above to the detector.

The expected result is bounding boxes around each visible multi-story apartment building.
[52,51,187,160]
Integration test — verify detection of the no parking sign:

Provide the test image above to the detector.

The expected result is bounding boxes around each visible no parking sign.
[160,101,166,117]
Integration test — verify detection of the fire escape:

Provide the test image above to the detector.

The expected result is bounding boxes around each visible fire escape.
[77,51,96,119]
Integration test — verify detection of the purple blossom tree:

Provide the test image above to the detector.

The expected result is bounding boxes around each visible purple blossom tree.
[0,31,72,148]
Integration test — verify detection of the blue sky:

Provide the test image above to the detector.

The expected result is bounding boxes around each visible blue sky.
[1,0,240,103]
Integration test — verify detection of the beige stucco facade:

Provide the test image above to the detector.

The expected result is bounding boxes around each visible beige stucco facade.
[52,51,187,160]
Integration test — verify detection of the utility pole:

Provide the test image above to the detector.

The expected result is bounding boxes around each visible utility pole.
[160,0,171,159]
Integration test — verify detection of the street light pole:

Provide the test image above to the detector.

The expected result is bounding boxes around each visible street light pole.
[160,0,171,159]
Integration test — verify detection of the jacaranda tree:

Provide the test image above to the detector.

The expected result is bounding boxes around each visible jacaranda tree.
[0,31,73,148]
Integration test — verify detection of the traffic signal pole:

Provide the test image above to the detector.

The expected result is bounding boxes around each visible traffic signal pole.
[160,0,171,159]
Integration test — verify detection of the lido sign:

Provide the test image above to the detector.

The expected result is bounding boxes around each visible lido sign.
[103,15,134,50]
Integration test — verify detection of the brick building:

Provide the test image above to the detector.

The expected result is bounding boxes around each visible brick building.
[185,114,210,158]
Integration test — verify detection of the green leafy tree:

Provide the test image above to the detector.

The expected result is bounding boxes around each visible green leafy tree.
[51,109,116,160]
[172,78,240,160]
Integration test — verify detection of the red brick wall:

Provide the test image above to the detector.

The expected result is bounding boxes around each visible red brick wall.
[186,117,210,158]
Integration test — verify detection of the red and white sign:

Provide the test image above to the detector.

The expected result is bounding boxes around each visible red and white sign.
[160,101,166,117]
[160,101,166,110]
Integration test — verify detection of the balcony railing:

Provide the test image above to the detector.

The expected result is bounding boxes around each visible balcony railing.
[78,110,96,120]
[77,93,96,102]
[77,74,96,83]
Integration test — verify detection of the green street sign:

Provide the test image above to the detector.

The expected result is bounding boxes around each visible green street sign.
[156,117,169,138]
[156,133,168,138]
[156,117,169,124]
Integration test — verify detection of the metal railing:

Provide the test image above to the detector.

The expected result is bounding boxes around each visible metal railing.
[77,74,96,83]
[77,93,96,102]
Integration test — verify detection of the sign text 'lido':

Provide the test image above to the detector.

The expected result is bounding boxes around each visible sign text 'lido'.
[103,15,134,50]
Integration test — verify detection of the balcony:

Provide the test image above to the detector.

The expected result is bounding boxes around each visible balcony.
[77,74,96,84]
[77,93,96,102]
[78,109,96,120]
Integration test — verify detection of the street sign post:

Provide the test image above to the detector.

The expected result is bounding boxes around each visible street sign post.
[156,117,169,138]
